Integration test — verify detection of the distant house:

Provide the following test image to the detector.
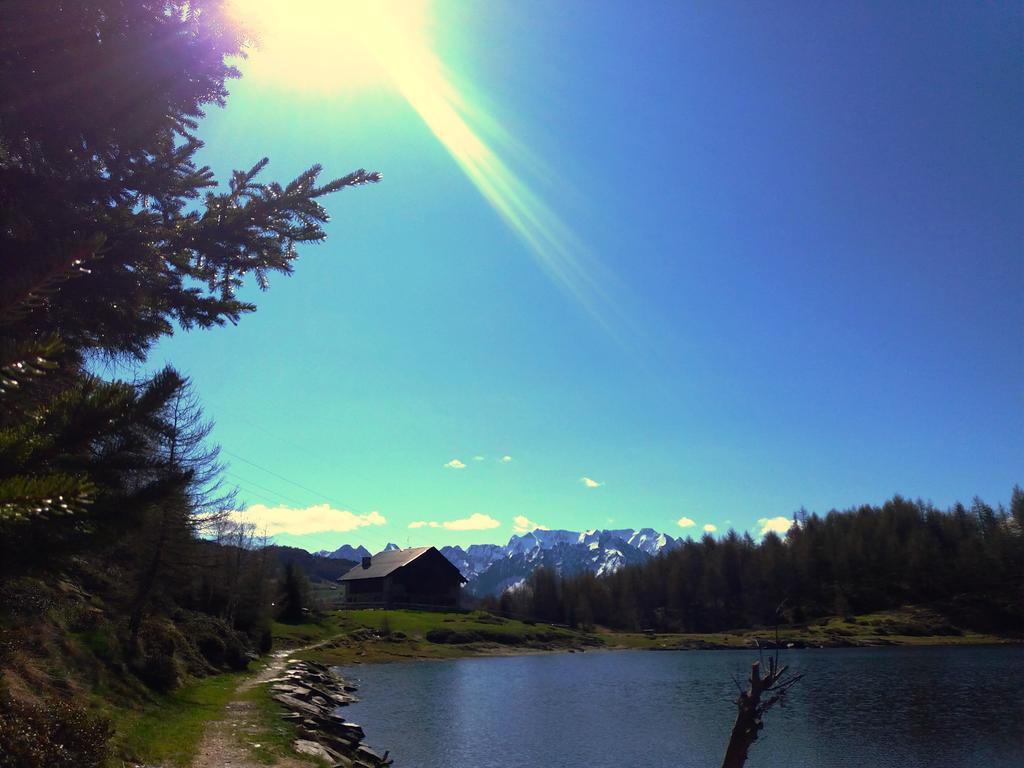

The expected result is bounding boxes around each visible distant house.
[338,546,466,608]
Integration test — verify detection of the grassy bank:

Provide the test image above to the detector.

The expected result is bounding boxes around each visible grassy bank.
[607,605,1016,650]
[108,672,242,766]
[279,604,1016,666]
[281,609,601,665]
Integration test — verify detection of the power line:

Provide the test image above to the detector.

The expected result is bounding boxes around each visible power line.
[221,449,352,504]
[220,451,385,552]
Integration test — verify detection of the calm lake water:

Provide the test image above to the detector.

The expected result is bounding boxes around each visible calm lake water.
[338,646,1023,768]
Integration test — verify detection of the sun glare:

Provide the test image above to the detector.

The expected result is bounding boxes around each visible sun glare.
[226,0,429,92]
[228,0,621,334]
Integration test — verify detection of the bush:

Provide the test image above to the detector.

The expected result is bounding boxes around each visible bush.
[78,626,118,663]
[473,612,507,625]
[181,615,251,671]
[0,695,112,768]
[425,628,480,644]
[132,621,181,691]
[134,649,179,692]
[255,624,273,654]
[425,628,526,646]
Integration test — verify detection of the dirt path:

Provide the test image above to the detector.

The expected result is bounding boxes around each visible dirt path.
[190,648,316,768]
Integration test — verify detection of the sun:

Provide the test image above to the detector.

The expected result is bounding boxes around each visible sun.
[225,0,618,335]
[225,0,430,93]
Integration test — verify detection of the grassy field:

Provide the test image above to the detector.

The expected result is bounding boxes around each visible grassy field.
[110,672,243,767]
[279,608,602,664]
[600,605,1015,651]
[277,604,1016,665]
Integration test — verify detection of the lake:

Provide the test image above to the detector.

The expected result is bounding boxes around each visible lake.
[338,646,1023,768]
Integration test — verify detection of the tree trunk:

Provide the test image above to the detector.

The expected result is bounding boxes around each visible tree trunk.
[720,657,801,768]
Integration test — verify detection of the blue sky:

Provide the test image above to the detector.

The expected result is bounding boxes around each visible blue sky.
[146,0,1022,553]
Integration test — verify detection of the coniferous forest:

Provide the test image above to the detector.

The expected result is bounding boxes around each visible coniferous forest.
[492,493,1023,635]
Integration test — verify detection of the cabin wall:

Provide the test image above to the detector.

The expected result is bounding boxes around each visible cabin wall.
[388,550,463,607]
[341,576,387,605]
[340,550,463,608]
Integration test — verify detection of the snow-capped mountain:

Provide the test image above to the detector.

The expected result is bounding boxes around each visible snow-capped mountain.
[441,527,680,596]
[504,529,581,555]
[439,543,506,581]
[625,528,676,555]
[324,544,371,561]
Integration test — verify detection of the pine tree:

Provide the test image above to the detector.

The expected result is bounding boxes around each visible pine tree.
[277,563,310,624]
[0,0,380,542]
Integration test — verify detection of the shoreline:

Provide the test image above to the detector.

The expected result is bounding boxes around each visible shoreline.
[267,658,392,766]
[274,605,1018,667]
[294,631,1018,667]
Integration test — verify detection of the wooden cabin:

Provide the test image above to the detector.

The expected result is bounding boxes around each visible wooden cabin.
[338,546,466,608]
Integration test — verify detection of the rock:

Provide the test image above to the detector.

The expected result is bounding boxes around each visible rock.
[271,661,390,766]
[294,739,336,761]
[356,744,386,762]
[272,693,324,717]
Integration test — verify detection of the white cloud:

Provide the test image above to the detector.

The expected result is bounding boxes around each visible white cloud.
[703,523,717,533]
[444,458,467,469]
[677,516,696,528]
[581,476,603,488]
[513,515,548,533]
[500,455,513,463]
[233,504,386,536]
[408,513,501,531]
[473,455,485,462]
[758,516,793,536]
[442,513,501,531]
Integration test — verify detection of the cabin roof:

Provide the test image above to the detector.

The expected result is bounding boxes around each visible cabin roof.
[338,546,434,581]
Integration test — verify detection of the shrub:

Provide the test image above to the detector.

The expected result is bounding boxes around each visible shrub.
[473,612,507,625]
[255,624,273,654]
[182,615,251,671]
[0,695,112,768]
[132,621,181,691]
[426,628,478,644]
[134,649,179,692]
[425,628,525,646]
[78,626,118,663]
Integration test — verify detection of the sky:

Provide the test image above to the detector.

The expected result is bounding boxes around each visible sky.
[144,0,1022,554]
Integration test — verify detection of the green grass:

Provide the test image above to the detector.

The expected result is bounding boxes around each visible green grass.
[111,672,242,767]
[236,679,306,765]
[292,609,601,664]
[271,612,347,648]
[603,605,1016,650]
[348,608,581,639]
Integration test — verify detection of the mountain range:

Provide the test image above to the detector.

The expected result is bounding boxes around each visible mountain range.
[321,528,680,596]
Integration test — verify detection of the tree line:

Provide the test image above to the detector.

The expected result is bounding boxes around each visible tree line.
[488,492,1023,634]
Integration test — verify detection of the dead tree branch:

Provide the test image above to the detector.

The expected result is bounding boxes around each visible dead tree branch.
[720,648,803,768]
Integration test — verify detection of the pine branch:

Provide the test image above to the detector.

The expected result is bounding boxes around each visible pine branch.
[0,474,95,524]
